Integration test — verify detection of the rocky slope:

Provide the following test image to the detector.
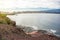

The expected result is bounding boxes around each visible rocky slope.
[0,24,60,40]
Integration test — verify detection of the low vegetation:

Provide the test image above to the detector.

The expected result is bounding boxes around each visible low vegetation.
[0,13,16,26]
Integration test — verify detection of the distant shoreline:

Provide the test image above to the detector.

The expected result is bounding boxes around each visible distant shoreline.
[0,11,60,15]
[7,12,60,15]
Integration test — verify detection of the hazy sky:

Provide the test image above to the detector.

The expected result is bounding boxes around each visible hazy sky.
[0,0,60,11]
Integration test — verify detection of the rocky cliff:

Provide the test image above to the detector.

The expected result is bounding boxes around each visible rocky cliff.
[0,13,60,40]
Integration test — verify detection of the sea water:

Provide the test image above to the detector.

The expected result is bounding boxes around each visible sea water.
[7,13,60,36]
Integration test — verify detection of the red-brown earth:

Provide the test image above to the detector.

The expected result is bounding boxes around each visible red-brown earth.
[0,24,60,40]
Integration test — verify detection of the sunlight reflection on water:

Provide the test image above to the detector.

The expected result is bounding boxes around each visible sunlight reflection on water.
[7,13,60,36]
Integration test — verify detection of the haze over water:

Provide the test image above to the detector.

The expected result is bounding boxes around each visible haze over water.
[7,13,60,36]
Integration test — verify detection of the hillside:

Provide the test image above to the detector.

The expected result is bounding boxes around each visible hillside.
[0,13,60,40]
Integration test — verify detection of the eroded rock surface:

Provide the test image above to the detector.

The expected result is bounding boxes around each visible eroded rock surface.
[0,24,60,40]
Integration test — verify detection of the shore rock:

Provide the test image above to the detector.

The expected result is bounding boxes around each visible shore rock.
[0,24,60,40]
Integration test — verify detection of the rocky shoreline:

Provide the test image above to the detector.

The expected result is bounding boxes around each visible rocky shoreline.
[0,14,60,40]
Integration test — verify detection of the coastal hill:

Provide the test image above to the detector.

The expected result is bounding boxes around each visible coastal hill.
[0,13,60,40]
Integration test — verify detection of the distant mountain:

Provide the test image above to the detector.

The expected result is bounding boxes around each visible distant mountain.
[0,7,60,13]
[13,8,60,13]
[12,7,52,11]
[44,9,60,13]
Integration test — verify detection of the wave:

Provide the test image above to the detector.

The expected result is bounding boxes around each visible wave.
[17,25,60,37]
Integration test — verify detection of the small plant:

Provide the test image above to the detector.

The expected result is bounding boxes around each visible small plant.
[0,13,16,26]
[0,13,11,25]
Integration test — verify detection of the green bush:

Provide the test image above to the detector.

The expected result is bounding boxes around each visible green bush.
[0,13,11,24]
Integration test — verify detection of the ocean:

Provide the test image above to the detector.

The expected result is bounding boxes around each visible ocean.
[7,13,60,36]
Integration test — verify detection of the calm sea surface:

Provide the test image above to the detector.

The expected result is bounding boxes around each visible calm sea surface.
[7,13,60,36]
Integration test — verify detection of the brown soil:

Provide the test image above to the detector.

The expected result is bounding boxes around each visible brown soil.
[0,24,60,40]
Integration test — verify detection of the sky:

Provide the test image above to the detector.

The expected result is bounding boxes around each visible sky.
[0,0,60,11]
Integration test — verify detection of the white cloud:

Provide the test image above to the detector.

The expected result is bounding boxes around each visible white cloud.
[14,0,60,8]
[0,0,60,11]
[0,0,14,8]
